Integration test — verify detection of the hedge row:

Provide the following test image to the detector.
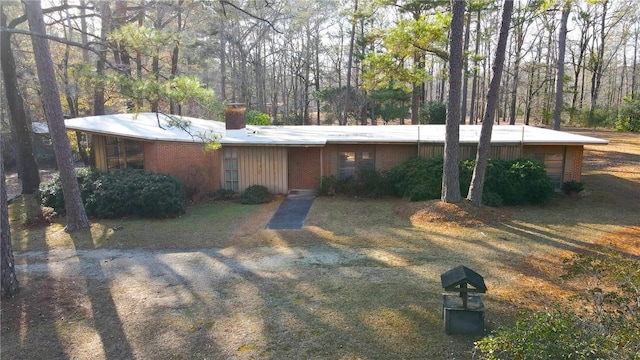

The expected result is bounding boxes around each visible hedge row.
[321,156,555,206]
[40,168,186,219]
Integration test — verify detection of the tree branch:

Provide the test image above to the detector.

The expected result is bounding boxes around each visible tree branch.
[9,3,93,29]
[219,0,282,34]
[0,27,125,74]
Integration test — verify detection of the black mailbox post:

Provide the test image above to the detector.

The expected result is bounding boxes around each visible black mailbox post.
[440,265,487,335]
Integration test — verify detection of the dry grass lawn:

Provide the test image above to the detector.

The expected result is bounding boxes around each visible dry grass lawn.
[1,128,639,359]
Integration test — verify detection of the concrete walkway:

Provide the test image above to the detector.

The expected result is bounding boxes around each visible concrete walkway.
[266,190,316,230]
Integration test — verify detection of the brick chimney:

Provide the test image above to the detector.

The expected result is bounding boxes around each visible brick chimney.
[225,103,246,136]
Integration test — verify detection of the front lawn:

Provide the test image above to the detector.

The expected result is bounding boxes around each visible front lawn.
[2,128,638,359]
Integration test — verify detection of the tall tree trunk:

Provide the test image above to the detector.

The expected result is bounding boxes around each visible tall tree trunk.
[553,3,571,130]
[469,10,481,125]
[151,7,162,113]
[461,11,471,124]
[467,0,513,206]
[619,47,626,105]
[1,7,40,195]
[304,25,311,125]
[633,24,639,99]
[543,18,555,125]
[115,0,134,111]
[589,0,608,123]
[509,17,526,125]
[411,10,424,125]
[26,0,90,232]
[1,132,19,298]
[442,0,465,204]
[1,5,41,223]
[343,0,358,126]
[315,23,322,125]
[61,8,90,167]
[94,2,110,116]
[220,22,227,101]
[170,1,183,115]
[570,15,589,121]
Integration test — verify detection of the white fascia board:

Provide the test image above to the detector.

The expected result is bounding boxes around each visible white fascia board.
[65,114,609,146]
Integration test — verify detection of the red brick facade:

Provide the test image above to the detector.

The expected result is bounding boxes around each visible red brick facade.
[288,147,322,189]
[564,145,583,181]
[93,135,586,196]
[144,142,221,199]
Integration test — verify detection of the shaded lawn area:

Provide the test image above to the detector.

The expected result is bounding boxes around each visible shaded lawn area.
[9,199,281,251]
[2,129,639,360]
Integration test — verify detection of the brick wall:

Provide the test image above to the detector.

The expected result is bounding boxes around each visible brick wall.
[375,144,417,170]
[288,147,322,189]
[564,145,583,181]
[144,142,221,199]
[522,144,584,183]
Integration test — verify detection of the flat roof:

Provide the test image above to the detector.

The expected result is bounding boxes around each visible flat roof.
[64,112,609,146]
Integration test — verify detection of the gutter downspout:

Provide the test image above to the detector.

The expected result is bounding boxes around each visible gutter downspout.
[417,125,421,156]
[520,125,525,157]
[320,147,324,183]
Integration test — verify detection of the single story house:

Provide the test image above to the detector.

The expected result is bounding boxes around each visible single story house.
[64,108,608,198]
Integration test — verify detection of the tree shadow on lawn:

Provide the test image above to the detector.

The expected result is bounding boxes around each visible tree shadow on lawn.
[265,191,639,353]
[4,167,637,359]
[1,228,77,359]
[0,276,70,360]
[503,173,640,229]
[68,232,137,360]
[252,232,483,359]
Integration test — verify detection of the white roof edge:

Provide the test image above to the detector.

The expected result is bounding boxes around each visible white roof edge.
[64,114,609,146]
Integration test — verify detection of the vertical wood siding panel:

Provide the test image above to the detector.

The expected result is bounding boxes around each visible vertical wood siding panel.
[93,136,106,170]
[235,147,287,194]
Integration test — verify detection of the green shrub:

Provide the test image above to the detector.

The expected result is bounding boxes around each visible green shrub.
[474,308,600,360]
[319,175,338,196]
[239,185,273,204]
[615,97,640,132]
[389,156,554,205]
[135,174,186,218]
[213,188,237,200]
[388,156,443,201]
[246,110,271,125]
[475,251,640,359]
[419,100,447,124]
[588,108,617,128]
[561,180,585,194]
[507,158,555,205]
[85,169,185,218]
[39,167,102,214]
[481,191,503,207]
[351,169,393,198]
[567,108,617,128]
[318,170,394,198]
[39,175,65,212]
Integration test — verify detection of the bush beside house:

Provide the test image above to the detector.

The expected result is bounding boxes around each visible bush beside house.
[40,168,186,218]
[321,156,555,206]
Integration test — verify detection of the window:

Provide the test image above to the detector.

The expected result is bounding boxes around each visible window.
[105,137,144,170]
[339,151,374,179]
[224,148,239,191]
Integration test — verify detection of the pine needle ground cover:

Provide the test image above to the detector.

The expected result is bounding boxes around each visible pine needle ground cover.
[2,129,638,359]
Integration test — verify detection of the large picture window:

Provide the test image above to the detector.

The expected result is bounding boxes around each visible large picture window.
[339,151,374,179]
[105,137,144,170]
[224,148,239,191]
